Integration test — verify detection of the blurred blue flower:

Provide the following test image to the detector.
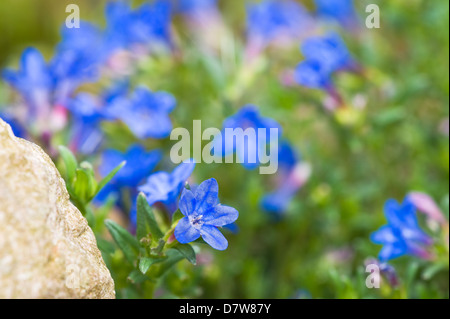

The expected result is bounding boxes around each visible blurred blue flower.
[99,144,162,187]
[247,0,314,47]
[301,33,357,73]
[213,105,282,170]
[294,59,332,90]
[51,22,107,104]
[0,113,27,138]
[109,86,176,139]
[295,33,358,91]
[371,199,433,261]
[314,0,358,29]
[3,48,53,117]
[66,93,108,155]
[105,0,172,51]
[277,140,300,173]
[138,160,196,209]
[174,178,239,250]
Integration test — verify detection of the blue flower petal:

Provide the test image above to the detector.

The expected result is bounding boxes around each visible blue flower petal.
[179,189,197,217]
[175,217,201,244]
[200,225,228,250]
[194,178,219,214]
[203,205,239,227]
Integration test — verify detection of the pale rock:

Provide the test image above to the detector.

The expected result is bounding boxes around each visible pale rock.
[0,118,115,299]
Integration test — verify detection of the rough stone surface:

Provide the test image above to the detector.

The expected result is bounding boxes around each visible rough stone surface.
[0,119,115,299]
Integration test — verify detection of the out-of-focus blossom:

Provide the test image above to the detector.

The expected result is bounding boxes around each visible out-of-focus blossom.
[99,144,162,188]
[51,22,107,105]
[65,93,108,154]
[213,105,282,170]
[294,59,333,90]
[105,0,172,52]
[301,33,359,73]
[371,199,433,261]
[138,160,196,209]
[295,33,358,91]
[108,86,176,139]
[246,0,315,57]
[407,192,447,226]
[314,0,359,30]
[174,178,239,250]
[3,48,53,122]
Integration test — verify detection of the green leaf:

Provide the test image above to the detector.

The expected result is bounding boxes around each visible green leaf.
[422,263,447,280]
[171,209,184,225]
[139,256,168,275]
[173,244,197,265]
[58,145,78,183]
[93,161,126,200]
[73,169,90,203]
[136,193,164,241]
[105,219,140,265]
[150,249,185,278]
[128,269,150,284]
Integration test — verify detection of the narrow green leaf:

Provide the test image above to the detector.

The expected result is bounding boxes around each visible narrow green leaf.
[73,169,90,203]
[105,219,140,265]
[139,256,168,275]
[58,145,78,183]
[173,244,197,265]
[422,263,447,280]
[136,193,164,241]
[94,161,126,199]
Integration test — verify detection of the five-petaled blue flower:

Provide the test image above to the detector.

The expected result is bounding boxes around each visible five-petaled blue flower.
[108,86,176,139]
[314,0,359,30]
[371,198,433,262]
[138,160,196,209]
[213,105,282,170]
[175,178,239,250]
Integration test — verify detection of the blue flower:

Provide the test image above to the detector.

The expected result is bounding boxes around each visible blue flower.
[138,160,196,208]
[105,0,172,51]
[65,93,108,154]
[51,22,107,104]
[294,59,333,90]
[109,86,176,139]
[99,144,162,187]
[3,48,53,116]
[314,0,358,29]
[174,178,239,250]
[295,33,357,90]
[213,105,282,170]
[247,0,314,47]
[371,199,433,261]
[301,33,356,73]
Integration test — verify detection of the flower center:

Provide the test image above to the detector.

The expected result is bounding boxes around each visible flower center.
[189,214,204,230]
